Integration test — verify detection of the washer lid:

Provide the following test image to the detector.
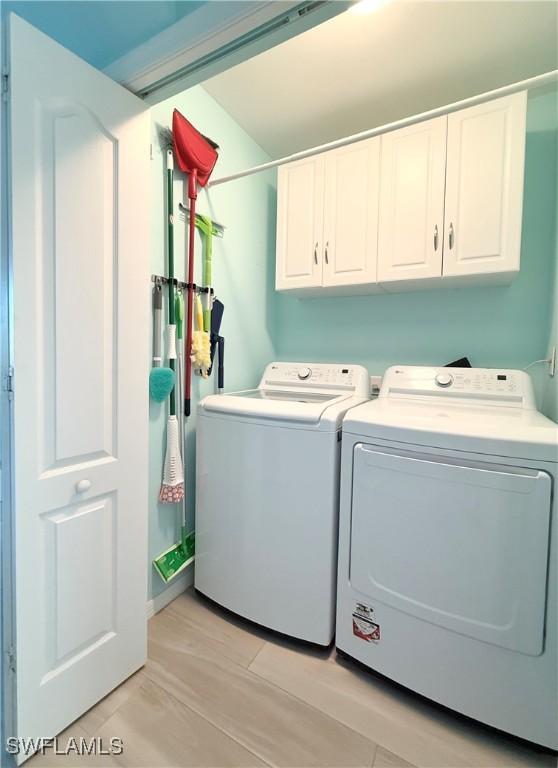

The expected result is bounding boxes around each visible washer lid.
[343,398,558,462]
[201,389,351,424]
[231,389,337,404]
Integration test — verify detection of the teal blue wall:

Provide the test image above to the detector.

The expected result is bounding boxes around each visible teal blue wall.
[2,2,204,68]
[526,90,558,420]
[149,86,276,600]
[274,90,558,416]
[544,224,558,420]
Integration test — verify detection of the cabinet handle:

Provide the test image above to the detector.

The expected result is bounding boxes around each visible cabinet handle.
[314,243,318,265]
[448,222,454,250]
[325,242,329,265]
[434,225,439,251]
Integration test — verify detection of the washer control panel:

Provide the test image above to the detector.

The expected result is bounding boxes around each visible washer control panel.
[381,366,536,409]
[261,363,370,396]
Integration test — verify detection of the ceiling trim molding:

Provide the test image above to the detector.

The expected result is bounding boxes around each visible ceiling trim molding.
[104,1,348,104]
[104,0,347,103]
[104,2,291,89]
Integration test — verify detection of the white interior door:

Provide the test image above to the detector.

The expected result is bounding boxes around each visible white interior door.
[377,117,446,284]
[276,156,324,290]
[350,445,551,656]
[443,92,527,278]
[322,138,380,287]
[8,14,149,756]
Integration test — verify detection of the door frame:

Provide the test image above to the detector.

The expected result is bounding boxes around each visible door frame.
[1,13,16,767]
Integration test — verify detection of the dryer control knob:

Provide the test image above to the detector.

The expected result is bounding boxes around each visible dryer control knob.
[435,373,453,388]
[298,367,312,380]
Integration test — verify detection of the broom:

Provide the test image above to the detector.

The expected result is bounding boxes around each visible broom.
[172,109,219,418]
[158,147,184,504]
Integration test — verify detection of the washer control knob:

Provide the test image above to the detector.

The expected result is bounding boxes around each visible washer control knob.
[435,373,453,388]
[298,367,312,380]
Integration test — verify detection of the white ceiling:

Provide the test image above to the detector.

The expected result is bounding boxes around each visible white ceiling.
[203,1,558,158]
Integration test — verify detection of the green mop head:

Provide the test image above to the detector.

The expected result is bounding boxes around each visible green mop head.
[149,367,175,402]
[153,531,195,583]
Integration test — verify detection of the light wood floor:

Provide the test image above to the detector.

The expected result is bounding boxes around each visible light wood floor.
[32,589,557,768]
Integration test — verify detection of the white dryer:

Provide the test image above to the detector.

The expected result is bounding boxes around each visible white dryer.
[195,362,369,645]
[336,365,558,748]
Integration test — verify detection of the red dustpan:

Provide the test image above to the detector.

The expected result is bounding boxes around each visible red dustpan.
[172,109,219,417]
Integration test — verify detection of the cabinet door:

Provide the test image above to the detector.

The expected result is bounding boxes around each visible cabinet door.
[322,138,380,287]
[378,116,447,284]
[443,92,527,278]
[276,157,324,290]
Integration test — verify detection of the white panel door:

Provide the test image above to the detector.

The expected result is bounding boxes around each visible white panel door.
[378,117,447,283]
[276,156,324,290]
[9,14,149,755]
[322,138,380,287]
[443,92,527,277]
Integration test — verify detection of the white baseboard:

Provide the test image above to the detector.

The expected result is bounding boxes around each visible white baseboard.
[146,563,194,619]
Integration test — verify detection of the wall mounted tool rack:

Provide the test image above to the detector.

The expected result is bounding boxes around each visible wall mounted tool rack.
[178,203,225,238]
[151,274,215,296]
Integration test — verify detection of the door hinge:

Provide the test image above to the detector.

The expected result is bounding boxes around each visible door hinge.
[1,71,8,103]
[3,367,14,399]
[5,646,16,674]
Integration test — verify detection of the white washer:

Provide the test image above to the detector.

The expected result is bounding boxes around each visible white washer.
[337,365,558,749]
[195,361,369,645]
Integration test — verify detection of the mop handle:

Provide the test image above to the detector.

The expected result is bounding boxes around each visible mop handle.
[167,152,176,417]
[184,170,197,418]
[152,286,163,367]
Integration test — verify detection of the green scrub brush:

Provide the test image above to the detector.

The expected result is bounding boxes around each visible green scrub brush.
[149,284,175,402]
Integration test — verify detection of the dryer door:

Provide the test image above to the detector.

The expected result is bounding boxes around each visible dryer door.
[350,444,551,655]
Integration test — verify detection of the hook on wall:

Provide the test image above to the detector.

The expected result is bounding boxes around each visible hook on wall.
[151,274,215,297]
[178,203,225,238]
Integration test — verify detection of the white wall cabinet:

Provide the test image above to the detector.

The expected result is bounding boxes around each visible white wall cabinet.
[276,139,381,294]
[276,92,527,295]
[443,92,527,280]
[377,116,447,285]
[276,156,324,291]
[322,138,380,288]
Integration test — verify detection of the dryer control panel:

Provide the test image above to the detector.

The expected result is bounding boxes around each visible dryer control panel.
[261,362,370,396]
[380,366,536,409]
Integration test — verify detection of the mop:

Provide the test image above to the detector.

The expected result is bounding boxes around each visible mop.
[158,149,184,505]
[175,290,194,561]
[153,288,193,582]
